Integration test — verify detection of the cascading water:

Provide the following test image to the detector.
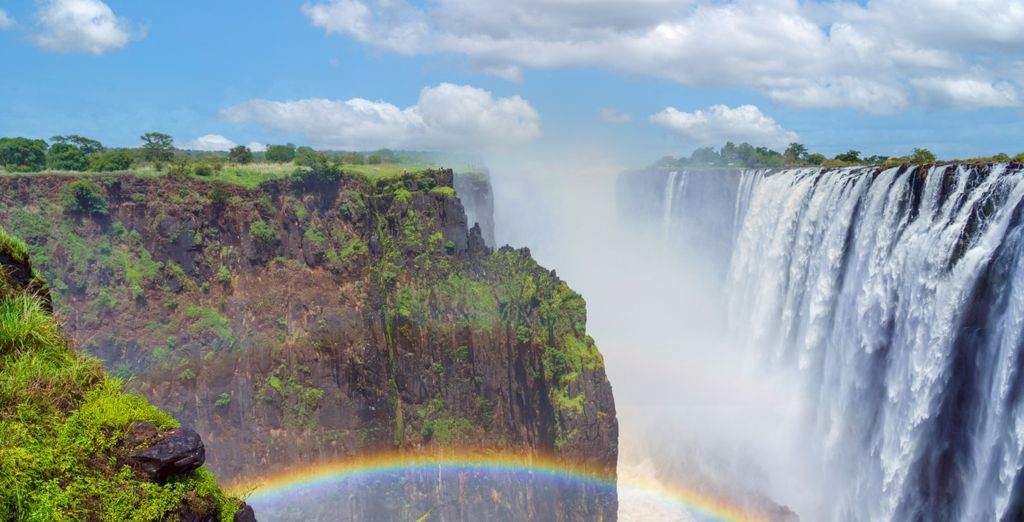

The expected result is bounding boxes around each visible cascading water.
[726,164,1024,521]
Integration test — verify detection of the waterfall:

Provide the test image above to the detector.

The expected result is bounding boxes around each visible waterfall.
[726,164,1024,521]
[662,170,680,243]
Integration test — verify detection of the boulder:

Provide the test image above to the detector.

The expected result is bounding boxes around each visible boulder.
[122,421,206,481]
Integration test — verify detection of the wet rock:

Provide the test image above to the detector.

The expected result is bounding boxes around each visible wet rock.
[122,421,206,481]
[233,502,258,522]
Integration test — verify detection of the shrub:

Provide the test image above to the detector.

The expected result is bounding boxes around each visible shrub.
[249,220,279,249]
[215,393,231,408]
[61,179,109,216]
[193,163,214,177]
[216,265,231,284]
[90,151,133,172]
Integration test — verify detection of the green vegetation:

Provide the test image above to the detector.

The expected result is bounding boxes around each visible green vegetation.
[46,143,88,171]
[90,151,133,172]
[417,399,473,444]
[227,145,253,164]
[249,220,279,250]
[0,227,240,521]
[140,132,174,164]
[265,144,297,163]
[60,179,110,216]
[0,137,47,172]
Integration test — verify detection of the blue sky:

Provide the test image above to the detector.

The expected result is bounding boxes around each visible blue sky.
[2,0,1024,165]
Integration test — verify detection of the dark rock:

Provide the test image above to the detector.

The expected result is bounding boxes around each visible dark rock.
[233,502,258,522]
[122,421,206,481]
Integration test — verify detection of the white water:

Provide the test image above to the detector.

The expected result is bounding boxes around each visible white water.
[727,164,1024,521]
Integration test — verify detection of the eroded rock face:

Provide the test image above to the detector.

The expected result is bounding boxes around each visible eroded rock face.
[122,422,206,481]
[0,170,618,521]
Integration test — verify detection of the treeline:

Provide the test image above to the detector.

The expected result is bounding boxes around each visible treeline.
[0,132,428,173]
[654,142,1024,170]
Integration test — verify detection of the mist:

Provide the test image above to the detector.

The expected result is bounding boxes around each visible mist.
[484,151,830,520]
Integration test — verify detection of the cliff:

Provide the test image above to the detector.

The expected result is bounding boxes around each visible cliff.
[0,226,252,521]
[0,168,617,520]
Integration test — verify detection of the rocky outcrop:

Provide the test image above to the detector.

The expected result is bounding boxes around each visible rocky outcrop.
[0,168,617,520]
[121,422,206,481]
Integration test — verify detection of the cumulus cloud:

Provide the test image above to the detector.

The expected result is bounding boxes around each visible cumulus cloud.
[301,0,1024,112]
[0,10,15,29]
[219,83,540,150]
[650,104,798,148]
[31,0,142,54]
[600,108,633,125]
[182,134,238,152]
[911,77,1020,110]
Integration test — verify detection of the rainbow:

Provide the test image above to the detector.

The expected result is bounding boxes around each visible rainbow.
[228,451,774,522]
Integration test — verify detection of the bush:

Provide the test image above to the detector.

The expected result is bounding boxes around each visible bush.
[90,151,133,172]
[46,143,88,171]
[249,220,279,249]
[61,179,109,216]
[193,163,214,177]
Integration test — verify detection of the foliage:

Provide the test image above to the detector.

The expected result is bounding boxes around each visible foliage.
[911,148,937,163]
[46,143,88,171]
[60,179,109,216]
[90,151,133,172]
[249,220,279,250]
[0,137,48,172]
[264,144,296,163]
[51,135,103,155]
[140,132,175,164]
[227,145,253,164]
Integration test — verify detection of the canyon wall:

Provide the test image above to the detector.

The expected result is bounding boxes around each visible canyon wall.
[0,169,617,521]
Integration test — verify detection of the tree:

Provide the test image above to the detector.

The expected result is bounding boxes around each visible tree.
[51,135,103,155]
[806,153,826,165]
[835,150,862,163]
[140,132,175,163]
[294,146,318,167]
[911,148,936,163]
[228,145,253,164]
[90,151,133,171]
[0,137,48,171]
[689,147,720,165]
[784,143,808,164]
[47,143,88,171]
[264,143,296,163]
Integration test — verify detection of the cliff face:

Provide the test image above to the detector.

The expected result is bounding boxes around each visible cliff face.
[0,169,617,520]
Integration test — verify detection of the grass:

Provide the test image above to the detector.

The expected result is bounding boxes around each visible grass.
[0,160,442,188]
[0,226,241,521]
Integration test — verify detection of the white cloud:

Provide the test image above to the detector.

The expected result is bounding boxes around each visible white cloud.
[301,0,1024,112]
[0,10,15,29]
[182,134,238,152]
[31,0,141,54]
[600,108,633,125]
[650,104,798,148]
[911,77,1020,110]
[219,83,540,150]
[246,142,267,153]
